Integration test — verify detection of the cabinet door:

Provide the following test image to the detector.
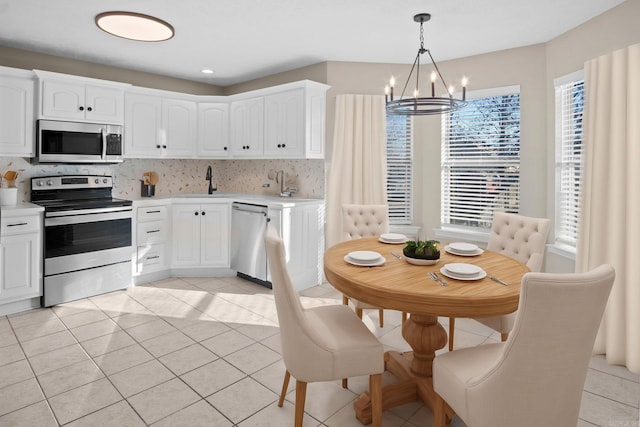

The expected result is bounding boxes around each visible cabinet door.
[0,74,34,156]
[124,93,162,158]
[85,85,124,123]
[163,99,196,157]
[230,97,264,157]
[171,204,202,266]
[201,204,230,267]
[0,233,41,303]
[264,89,304,158]
[197,103,229,157]
[41,80,85,120]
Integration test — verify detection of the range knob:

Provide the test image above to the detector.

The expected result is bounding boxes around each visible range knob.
[36,180,44,187]
[95,178,100,184]
[46,180,53,186]
[103,178,108,184]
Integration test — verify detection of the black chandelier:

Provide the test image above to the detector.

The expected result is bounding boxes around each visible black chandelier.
[386,13,467,116]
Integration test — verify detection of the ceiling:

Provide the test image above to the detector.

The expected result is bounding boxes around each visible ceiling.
[0,0,625,87]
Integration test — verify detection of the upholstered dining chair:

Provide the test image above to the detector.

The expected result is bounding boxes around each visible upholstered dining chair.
[433,264,615,427]
[341,203,389,327]
[448,211,550,350]
[265,224,384,427]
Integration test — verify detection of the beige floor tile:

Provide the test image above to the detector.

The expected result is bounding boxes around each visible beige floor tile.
[0,378,45,417]
[69,318,122,342]
[111,312,159,329]
[48,377,122,424]
[38,359,104,398]
[13,317,66,342]
[179,318,231,342]
[238,400,322,427]
[65,400,146,427]
[109,359,175,397]
[0,343,25,367]
[158,343,218,376]
[60,309,110,329]
[8,309,57,329]
[21,330,77,357]
[127,377,201,424]
[250,359,294,396]
[29,343,89,376]
[325,400,406,427]
[235,323,280,341]
[206,376,278,423]
[151,399,233,427]
[201,329,255,357]
[579,390,639,426]
[140,330,195,357]
[225,342,282,375]
[589,354,640,383]
[285,381,358,423]
[181,358,246,398]
[93,343,153,376]
[0,401,57,427]
[51,299,100,318]
[584,368,640,407]
[79,329,137,357]
[0,330,18,348]
[125,318,177,342]
[0,317,11,333]
[0,359,33,389]
[260,333,283,354]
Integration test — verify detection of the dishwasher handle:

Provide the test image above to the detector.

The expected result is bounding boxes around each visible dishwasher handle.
[232,202,269,218]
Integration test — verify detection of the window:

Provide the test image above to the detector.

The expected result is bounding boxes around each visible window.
[386,114,413,225]
[554,71,584,248]
[441,86,521,230]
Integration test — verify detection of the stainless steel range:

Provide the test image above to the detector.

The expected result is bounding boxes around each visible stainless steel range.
[31,175,133,307]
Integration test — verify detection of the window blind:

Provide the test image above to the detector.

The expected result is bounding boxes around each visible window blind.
[441,92,521,229]
[386,114,413,225]
[555,75,584,247]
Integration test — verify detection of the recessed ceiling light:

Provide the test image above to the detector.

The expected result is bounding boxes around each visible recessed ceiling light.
[201,69,215,75]
[95,11,174,42]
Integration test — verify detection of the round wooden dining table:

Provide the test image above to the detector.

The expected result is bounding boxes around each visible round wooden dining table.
[323,237,530,425]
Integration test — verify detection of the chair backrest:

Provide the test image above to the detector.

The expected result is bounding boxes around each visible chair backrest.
[466,264,615,427]
[264,224,341,381]
[486,211,550,272]
[342,204,389,240]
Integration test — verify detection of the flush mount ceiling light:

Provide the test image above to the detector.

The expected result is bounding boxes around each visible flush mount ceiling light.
[385,13,467,116]
[95,11,174,42]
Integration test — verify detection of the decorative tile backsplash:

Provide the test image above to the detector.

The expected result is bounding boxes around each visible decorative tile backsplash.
[0,157,325,203]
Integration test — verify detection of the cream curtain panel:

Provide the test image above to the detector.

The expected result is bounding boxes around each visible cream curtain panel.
[577,42,640,374]
[325,94,387,248]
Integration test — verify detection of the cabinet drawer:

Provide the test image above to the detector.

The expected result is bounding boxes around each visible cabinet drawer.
[137,220,166,245]
[1,215,41,236]
[137,206,168,221]
[137,244,166,274]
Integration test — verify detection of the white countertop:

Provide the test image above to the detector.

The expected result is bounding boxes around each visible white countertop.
[0,203,44,216]
[131,192,324,208]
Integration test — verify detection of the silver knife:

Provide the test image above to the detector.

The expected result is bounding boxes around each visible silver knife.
[489,275,509,286]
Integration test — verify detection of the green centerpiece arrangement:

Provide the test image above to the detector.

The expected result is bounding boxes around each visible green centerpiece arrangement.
[403,240,441,265]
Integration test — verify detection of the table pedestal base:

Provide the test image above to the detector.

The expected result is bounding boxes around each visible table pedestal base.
[353,314,455,425]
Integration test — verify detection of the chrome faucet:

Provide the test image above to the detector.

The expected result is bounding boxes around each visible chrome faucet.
[276,170,297,197]
[206,165,216,194]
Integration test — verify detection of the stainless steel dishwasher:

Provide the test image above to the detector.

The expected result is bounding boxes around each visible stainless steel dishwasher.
[230,202,271,288]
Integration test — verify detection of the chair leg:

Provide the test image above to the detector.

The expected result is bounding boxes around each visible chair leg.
[448,317,455,351]
[355,307,363,319]
[342,378,348,389]
[343,295,349,305]
[378,309,384,328]
[433,391,447,427]
[295,380,307,427]
[278,370,290,407]
[501,332,509,342]
[402,311,408,326]
[370,373,382,427]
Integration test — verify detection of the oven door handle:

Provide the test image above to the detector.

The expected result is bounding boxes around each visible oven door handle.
[46,206,133,218]
[45,210,132,226]
[101,127,107,160]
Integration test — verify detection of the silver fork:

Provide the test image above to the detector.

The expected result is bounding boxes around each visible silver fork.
[429,272,447,286]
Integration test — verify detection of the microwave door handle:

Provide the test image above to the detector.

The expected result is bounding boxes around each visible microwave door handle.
[101,128,107,159]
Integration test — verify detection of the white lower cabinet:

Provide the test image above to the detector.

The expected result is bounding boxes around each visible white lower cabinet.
[172,202,230,268]
[135,204,170,276]
[0,208,43,314]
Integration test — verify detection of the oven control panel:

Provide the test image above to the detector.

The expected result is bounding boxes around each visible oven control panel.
[32,175,113,190]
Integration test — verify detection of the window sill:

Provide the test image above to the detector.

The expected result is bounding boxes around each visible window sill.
[433,227,491,246]
[546,243,576,261]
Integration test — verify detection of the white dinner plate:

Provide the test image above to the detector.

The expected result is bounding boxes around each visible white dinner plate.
[347,251,382,263]
[380,233,407,242]
[439,266,487,281]
[448,242,479,253]
[445,245,484,257]
[444,263,483,276]
[344,255,385,267]
[379,236,407,244]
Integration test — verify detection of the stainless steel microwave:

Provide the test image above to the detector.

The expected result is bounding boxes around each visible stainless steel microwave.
[35,120,124,164]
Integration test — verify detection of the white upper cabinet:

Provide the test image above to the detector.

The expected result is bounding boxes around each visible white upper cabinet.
[197,102,229,157]
[0,67,34,156]
[36,70,127,124]
[264,88,304,158]
[230,97,264,157]
[124,90,196,158]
